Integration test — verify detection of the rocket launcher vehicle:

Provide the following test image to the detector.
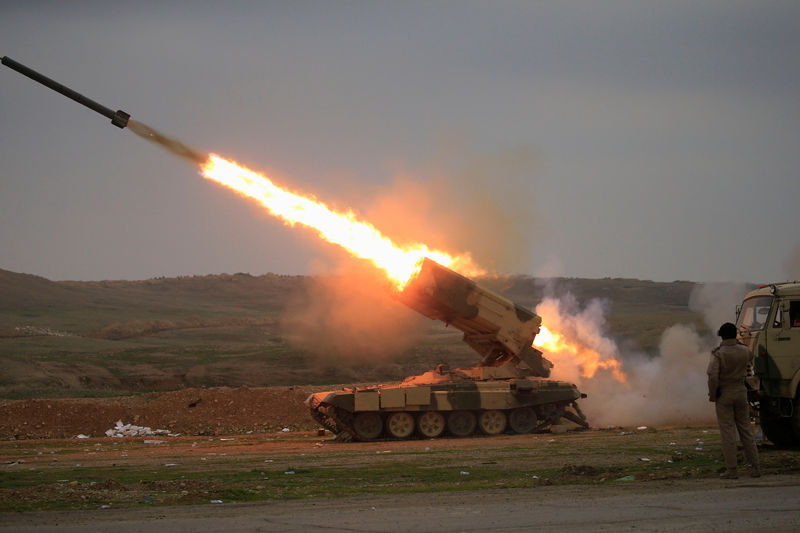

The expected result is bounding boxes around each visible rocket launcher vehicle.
[308,258,588,441]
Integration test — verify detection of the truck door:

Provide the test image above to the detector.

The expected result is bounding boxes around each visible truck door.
[764,299,800,398]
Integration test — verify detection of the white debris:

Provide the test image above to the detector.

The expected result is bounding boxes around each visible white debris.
[281,427,291,432]
[104,420,171,438]
[14,325,72,337]
[284,471,295,475]
[143,440,165,445]
[460,471,470,476]
[75,434,90,439]
[639,457,651,462]
[637,426,648,431]
[531,475,540,479]
[210,499,223,504]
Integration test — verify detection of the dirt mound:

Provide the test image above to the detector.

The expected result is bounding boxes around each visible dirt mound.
[0,386,318,439]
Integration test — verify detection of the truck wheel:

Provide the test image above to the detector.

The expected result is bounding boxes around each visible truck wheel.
[761,418,795,447]
[793,394,800,445]
[761,394,800,447]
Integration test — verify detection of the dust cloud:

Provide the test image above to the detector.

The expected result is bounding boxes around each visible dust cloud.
[536,282,750,427]
[127,120,206,165]
[280,260,423,366]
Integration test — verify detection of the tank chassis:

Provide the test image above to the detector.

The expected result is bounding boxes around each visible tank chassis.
[306,258,589,441]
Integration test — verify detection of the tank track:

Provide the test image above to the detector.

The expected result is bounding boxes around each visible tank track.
[307,396,356,441]
[309,399,588,441]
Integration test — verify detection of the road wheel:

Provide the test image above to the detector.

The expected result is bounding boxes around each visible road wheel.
[509,407,537,434]
[353,412,383,440]
[478,410,507,435]
[447,410,476,437]
[386,412,415,439]
[417,411,446,438]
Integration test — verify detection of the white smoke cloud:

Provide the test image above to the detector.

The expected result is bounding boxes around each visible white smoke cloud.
[536,293,717,427]
[688,282,749,332]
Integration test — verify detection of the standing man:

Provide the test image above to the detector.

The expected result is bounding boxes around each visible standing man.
[707,322,760,479]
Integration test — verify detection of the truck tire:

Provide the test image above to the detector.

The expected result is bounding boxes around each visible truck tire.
[762,418,795,447]
[761,395,800,447]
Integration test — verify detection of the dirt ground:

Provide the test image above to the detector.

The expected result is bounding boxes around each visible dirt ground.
[0,386,319,439]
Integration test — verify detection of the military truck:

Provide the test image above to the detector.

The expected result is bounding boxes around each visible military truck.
[737,282,800,445]
[306,258,588,441]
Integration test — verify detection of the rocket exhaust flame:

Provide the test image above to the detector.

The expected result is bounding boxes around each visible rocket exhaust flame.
[125,118,482,289]
[535,325,628,383]
[200,155,483,289]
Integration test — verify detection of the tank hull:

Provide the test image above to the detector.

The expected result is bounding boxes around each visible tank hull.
[306,370,587,441]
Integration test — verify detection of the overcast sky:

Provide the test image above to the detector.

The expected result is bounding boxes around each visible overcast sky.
[2,1,798,283]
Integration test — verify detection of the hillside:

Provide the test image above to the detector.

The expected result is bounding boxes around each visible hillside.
[0,268,706,399]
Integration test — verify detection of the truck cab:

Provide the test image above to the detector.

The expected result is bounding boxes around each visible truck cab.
[737,282,800,445]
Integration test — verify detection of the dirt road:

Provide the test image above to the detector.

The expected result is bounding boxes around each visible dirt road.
[3,475,799,532]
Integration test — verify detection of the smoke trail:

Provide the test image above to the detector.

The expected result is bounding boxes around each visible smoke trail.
[537,291,718,427]
[127,120,206,165]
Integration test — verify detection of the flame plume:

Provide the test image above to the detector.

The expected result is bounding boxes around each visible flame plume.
[535,325,628,383]
[200,154,482,289]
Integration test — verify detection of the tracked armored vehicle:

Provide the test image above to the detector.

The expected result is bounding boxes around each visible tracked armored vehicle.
[306,259,588,440]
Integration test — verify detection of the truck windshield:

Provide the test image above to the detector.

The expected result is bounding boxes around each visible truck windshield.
[737,296,773,332]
